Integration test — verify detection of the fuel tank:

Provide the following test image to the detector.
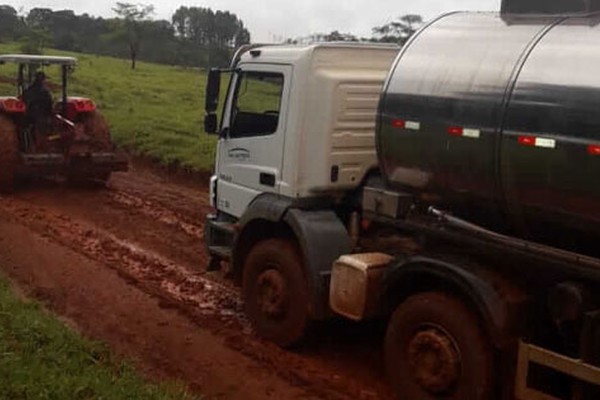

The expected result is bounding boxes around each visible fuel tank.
[377,10,600,246]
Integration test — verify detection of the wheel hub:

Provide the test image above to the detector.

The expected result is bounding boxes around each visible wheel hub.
[256,269,288,319]
[407,327,461,394]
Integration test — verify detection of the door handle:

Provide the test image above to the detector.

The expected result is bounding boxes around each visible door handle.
[260,173,276,187]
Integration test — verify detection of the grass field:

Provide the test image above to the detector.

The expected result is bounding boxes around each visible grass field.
[0,43,217,172]
[0,276,199,399]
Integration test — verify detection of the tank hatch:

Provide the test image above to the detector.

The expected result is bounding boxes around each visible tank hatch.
[501,0,600,16]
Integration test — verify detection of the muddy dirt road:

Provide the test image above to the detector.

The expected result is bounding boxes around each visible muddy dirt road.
[0,162,394,400]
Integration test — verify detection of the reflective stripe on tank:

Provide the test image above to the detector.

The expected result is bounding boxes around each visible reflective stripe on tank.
[392,119,420,131]
[518,135,556,149]
[447,126,481,139]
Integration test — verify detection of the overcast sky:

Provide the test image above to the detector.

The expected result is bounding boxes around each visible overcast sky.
[8,0,501,41]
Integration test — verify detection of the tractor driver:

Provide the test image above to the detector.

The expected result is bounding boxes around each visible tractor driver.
[23,71,53,121]
[23,71,54,145]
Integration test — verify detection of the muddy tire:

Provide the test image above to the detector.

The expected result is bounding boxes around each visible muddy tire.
[242,238,311,348]
[68,111,113,187]
[84,111,113,152]
[0,114,19,193]
[384,292,494,400]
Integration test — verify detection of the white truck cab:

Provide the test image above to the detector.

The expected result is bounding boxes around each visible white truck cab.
[207,43,399,217]
[204,42,398,347]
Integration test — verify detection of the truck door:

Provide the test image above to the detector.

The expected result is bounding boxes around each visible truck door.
[215,64,291,218]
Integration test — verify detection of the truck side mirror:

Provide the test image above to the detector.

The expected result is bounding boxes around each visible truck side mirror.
[204,69,221,134]
[205,69,221,113]
[204,113,218,134]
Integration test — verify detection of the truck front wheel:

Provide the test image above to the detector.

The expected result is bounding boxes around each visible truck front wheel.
[242,238,311,348]
[384,292,494,400]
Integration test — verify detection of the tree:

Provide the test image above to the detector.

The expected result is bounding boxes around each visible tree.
[0,5,24,41]
[325,30,357,42]
[112,2,155,69]
[0,4,251,68]
[25,8,111,54]
[235,22,250,48]
[19,28,51,54]
[373,14,423,45]
[286,30,358,45]
[172,6,250,67]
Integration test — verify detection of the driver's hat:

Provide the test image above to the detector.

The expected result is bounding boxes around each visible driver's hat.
[34,71,46,82]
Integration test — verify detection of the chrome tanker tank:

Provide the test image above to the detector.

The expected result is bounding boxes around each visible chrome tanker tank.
[377,1,600,248]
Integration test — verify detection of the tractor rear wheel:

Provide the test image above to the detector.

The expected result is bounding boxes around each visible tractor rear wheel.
[85,111,113,152]
[68,111,113,186]
[0,114,19,193]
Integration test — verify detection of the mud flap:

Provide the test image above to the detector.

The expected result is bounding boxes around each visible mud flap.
[283,209,352,320]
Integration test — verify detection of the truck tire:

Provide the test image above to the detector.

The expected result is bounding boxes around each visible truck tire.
[68,111,113,186]
[242,238,311,348]
[0,114,18,193]
[384,292,494,400]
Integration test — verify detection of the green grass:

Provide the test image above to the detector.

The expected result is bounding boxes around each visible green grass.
[0,43,217,171]
[0,276,199,399]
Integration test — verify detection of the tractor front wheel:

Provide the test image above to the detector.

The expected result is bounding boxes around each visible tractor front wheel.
[0,114,19,193]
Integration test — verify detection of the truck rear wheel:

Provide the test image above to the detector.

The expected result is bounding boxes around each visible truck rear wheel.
[384,292,494,400]
[242,238,311,348]
[0,114,19,193]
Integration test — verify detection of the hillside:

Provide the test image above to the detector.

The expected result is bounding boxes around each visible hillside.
[0,43,216,171]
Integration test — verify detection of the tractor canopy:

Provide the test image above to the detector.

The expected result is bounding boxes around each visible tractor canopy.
[0,54,77,66]
[0,54,83,118]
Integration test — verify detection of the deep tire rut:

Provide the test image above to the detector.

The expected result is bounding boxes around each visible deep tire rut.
[0,167,394,400]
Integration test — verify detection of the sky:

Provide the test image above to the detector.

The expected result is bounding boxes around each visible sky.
[8,0,501,42]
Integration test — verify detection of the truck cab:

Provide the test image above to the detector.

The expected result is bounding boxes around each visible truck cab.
[204,42,399,345]
[206,43,399,216]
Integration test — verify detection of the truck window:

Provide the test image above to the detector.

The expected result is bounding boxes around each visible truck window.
[229,71,284,138]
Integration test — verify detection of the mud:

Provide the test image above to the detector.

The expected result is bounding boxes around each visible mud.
[0,161,394,400]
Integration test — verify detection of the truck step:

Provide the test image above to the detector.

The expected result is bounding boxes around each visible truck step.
[209,220,236,235]
[208,245,232,261]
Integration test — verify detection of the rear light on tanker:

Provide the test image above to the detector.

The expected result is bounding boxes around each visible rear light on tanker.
[391,119,406,129]
[447,126,464,136]
[518,136,536,146]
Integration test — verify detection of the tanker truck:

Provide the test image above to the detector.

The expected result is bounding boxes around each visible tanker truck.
[203,0,600,398]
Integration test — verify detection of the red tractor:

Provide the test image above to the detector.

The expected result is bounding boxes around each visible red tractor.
[0,54,128,192]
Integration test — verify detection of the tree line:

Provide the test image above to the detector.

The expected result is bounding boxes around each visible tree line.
[288,15,424,46]
[0,4,423,69]
[0,3,251,68]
